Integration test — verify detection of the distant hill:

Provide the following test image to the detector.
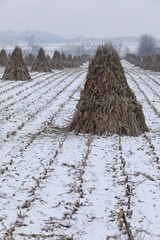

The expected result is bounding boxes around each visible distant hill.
[0,31,66,44]
[109,36,139,43]
[0,30,140,46]
[0,30,102,45]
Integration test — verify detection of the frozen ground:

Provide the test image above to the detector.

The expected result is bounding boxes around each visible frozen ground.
[0,62,160,240]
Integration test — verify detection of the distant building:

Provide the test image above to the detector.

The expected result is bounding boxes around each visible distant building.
[25,35,34,48]
[32,44,40,56]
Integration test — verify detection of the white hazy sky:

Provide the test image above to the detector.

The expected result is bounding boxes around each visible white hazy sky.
[0,0,159,38]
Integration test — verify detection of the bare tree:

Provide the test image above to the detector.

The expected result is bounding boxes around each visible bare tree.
[138,34,156,57]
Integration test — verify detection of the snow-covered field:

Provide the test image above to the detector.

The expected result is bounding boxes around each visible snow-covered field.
[0,61,160,240]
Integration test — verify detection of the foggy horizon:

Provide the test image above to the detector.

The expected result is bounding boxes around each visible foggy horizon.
[0,29,143,40]
[0,0,160,39]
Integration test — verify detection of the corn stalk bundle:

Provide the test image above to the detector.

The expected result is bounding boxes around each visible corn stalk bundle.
[72,55,90,68]
[72,56,81,68]
[31,48,51,72]
[52,50,63,70]
[25,53,35,67]
[46,54,52,67]
[69,44,148,136]
[67,54,73,68]
[140,55,153,70]
[152,54,160,72]
[2,47,31,81]
[126,53,160,72]
[61,52,68,68]
[125,53,141,67]
[0,49,8,67]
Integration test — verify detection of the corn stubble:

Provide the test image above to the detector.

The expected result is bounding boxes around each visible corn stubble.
[69,44,149,136]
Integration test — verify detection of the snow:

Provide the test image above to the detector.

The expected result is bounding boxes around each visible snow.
[0,62,160,239]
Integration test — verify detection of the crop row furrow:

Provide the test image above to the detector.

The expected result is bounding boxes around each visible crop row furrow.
[1,70,86,165]
[0,132,68,238]
[0,71,87,238]
[0,72,61,107]
[126,69,160,97]
[0,70,72,114]
[120,134,160,239]
[0,72,47,94]
[126,71,160,117]
[0,70,85,141]
[122,61,160,87]
[13,135,91,239]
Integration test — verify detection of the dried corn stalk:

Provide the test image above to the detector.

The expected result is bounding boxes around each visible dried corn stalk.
[69,44,148,136]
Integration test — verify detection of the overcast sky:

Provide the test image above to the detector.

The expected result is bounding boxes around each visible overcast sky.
[0,0,159,38]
